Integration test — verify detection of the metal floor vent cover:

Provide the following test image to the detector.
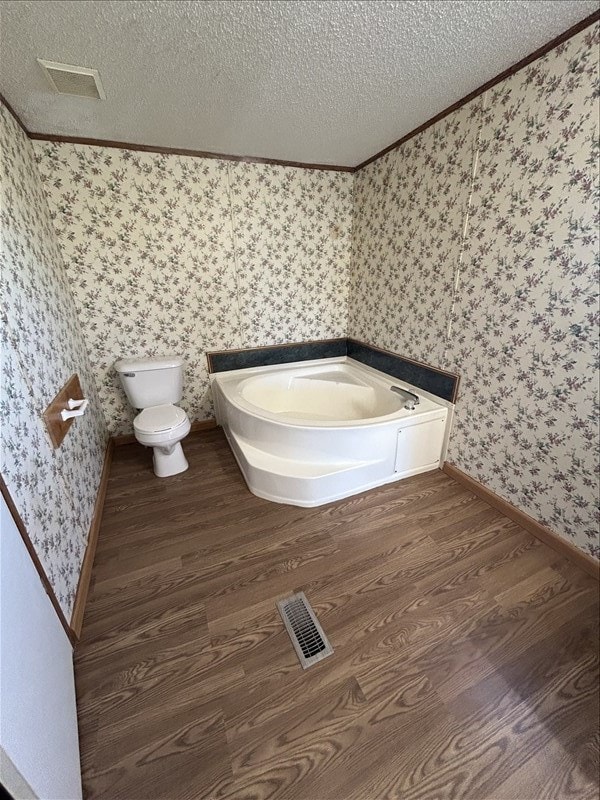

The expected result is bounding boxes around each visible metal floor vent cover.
[277,592,333,669]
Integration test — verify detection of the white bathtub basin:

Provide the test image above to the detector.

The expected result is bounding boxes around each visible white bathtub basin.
[240,370,404,422]
[211,358,451,507]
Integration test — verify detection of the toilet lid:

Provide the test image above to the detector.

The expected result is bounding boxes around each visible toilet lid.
[134,404,188,434]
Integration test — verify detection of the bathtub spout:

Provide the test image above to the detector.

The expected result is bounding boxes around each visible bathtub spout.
[391,386,420,410]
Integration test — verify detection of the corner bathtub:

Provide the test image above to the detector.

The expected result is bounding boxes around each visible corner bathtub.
[211,358,450,507]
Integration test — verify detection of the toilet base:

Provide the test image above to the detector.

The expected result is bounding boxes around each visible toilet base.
[152,441,189,477]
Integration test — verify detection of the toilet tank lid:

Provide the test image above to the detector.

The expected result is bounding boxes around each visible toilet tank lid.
[114,356,184,373]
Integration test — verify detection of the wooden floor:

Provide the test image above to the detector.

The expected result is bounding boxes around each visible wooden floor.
[76,429,600,800]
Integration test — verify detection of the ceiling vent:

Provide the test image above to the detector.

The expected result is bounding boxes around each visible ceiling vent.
[37,59,106,100]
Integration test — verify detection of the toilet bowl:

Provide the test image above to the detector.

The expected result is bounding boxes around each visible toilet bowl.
[114,355,191,478]
[133,404,191,477]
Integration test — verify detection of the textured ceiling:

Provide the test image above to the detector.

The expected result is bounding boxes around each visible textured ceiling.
[0,0,597,166]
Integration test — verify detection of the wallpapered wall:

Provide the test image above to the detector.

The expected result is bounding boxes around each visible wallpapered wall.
[34,146,353,434]
[26,22,598,560]
[0,106,108,618]
[349,24,600,557]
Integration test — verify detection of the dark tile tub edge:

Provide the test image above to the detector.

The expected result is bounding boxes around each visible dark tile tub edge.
[346,339,460,404]
[207,338,348,373]
[206,337,459,404]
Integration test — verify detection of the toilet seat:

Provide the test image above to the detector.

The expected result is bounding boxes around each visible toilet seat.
[134,404,188,435]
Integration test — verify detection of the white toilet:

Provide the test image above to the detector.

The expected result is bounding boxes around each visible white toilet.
[114,356,191,477]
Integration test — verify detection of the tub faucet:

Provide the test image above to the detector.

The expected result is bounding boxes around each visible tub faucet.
[391,386,420,410]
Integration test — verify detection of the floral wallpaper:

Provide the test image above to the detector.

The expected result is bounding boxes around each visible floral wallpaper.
[447,25,600,558]
[349,97,483,368]
[349,23,600,558]
[34,145,353,434]
[0,105,108,618]
[26,21,598,559]
[230,161,352,346]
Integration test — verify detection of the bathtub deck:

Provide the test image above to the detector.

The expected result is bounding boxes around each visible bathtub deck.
[76,428,599,800]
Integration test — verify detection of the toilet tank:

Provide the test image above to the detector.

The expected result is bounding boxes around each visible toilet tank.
[114,356,184,408]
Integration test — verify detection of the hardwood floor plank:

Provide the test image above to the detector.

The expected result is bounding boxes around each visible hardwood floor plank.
[75,429,599,800]
[419,575,598,703]
[343,644,597,800]
[535,730,600,800]
[82,704,233,800]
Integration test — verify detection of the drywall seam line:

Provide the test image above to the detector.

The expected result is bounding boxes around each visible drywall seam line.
[444,91,487,362]
[344,176,356,340]
[225,162,246,348]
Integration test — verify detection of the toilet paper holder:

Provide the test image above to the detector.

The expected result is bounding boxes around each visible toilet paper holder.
[60,397,89,421]
[43,374,87,448]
